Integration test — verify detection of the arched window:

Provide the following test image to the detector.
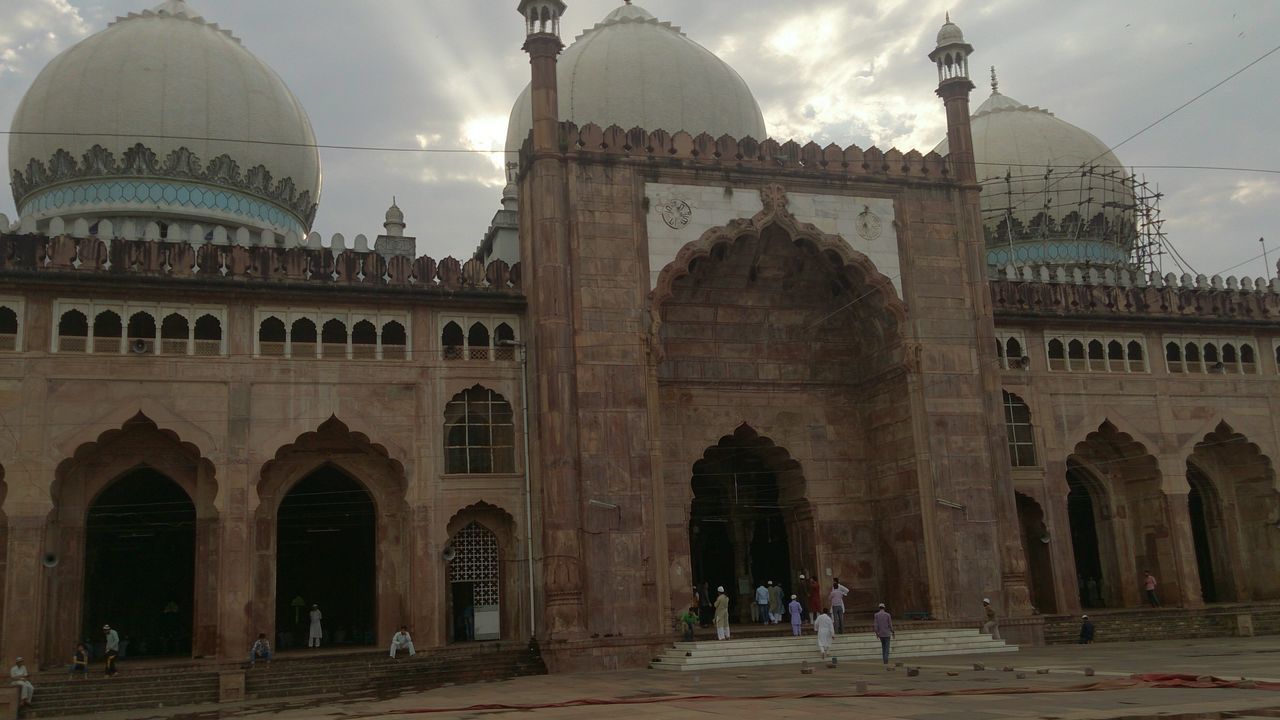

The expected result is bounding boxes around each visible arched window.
[351,320,377,359]
[259,317,286,357]
[1203,343,1220,367]
[495,323,516,361]
[1067,339,1085,372]
[1184,343,1202,372]
[1106,340,1124,372]
[1047,338,1066,372]
[1087,339,1105,372]
[444,386,516,474]
[1166,341,1183,373]
[127,312,156,354]
[160,313,190,355]
[58,309,89,352]
[194,314,221,356]
[468,322,490,361]
[381,320,407,360]
[0,306,17,351]
[321,319,348,359]
[1003,390,1037,467]
[1127,340,1145,372]
[442,321,464,360]
[1240,343,1257,374]
[93,310,123,354]
[291,318,317,358]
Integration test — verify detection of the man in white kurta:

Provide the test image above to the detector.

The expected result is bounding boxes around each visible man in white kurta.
[9,657,32,705]
[308,605,323,648]
[814,610,835,659]
[390,626,416,658]
[713,586,731,640]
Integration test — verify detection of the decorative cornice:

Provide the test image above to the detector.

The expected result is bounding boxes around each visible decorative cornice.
[11,143,316,228]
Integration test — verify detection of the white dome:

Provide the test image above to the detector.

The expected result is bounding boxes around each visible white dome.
[505,2,766,156]
[8,0,321,236]
[936,88,1136,267]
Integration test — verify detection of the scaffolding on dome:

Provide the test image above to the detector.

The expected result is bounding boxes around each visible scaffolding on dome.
[980,164,1166,274]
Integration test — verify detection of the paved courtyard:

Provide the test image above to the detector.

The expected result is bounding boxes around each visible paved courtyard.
[60,636,1280,719]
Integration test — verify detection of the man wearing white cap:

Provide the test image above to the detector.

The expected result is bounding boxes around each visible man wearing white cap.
[713,586,731,640]
[1079,614,1095,644]
[981,598,1000,640]
[873,603,894,665]
[9,657,33,706]
[103,624,120,676]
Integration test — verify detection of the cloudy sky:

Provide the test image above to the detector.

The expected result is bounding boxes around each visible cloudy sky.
[1,0,1277,278]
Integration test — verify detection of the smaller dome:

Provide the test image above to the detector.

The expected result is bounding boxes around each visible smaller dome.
[385,199,404,224]
[937,19,965,45]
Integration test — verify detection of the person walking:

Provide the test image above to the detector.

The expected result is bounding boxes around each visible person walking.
[815,608,835,659]
[754,582,770,625]
[806,576,823,625]
[873,603,895,665]
[103,624,120,677]
[828,579,850,633]
[308,605,323,648]
[981,598,1000,640]
[9,657,33,707]
[713,586,731,640]
[249,633,272,666]
[1143,571,1160,607]
[767,581,783,624]
[390,626,416,658]
[787,594,803,636]
[70,643,89,679]
[1079,614,1095,644]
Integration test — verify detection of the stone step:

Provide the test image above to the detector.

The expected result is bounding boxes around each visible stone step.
[649,630,1016,672]
[25,643,546,718]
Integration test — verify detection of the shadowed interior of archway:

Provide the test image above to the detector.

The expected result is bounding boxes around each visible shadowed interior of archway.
[275,465,375,648]
[689,428,807,621]
[84,468,194,657]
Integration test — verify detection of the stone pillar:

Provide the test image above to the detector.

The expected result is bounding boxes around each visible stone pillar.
[521,30,587,641]
[1,517,47,666]
[1163,493,1205,608]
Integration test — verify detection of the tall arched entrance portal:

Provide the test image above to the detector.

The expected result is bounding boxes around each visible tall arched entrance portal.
[689,426,812,621]
[84,468,195,657]
[275,466,376,648]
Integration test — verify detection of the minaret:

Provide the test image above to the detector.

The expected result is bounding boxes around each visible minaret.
[928,15,977,183]
[374,197,416,258]
[516,0,587,643]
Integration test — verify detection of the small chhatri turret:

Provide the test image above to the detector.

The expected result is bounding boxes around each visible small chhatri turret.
[928,13,977,183]
[383,197,405,237]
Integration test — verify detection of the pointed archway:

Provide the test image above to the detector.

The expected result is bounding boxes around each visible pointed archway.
[444,502,519,643]
[1066,421,1163,608]
[256,418,408,652]
[1186,422,1280,601]
[689,425,813,623]
[49,414,218,659]
[1015,493,1056,614]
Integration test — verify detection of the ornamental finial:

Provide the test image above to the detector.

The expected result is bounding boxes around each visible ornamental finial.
[991,66,998,94]
[946,11,950,22]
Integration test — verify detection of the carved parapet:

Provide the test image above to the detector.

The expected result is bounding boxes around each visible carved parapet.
[990,263,1280,321]
[0,232,522,294]
[542,123,953,182]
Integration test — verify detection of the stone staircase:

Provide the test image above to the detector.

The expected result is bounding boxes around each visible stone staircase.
[1043,604,1280,645]
[25,640,546,718]
[649,628,1015,671]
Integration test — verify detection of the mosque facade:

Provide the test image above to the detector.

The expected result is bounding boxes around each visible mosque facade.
[0,0,1276,671]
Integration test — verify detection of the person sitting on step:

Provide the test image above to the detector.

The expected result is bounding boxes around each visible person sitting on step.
[390,626,416,658]
[249,633,272,667]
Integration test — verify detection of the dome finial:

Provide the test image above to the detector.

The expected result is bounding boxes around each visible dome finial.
[946,11,950,22]
[991,66,999,94]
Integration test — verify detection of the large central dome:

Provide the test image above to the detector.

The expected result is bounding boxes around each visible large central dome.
[505,2,767,156]
[936,83,1136,268]
[8,0,321,237]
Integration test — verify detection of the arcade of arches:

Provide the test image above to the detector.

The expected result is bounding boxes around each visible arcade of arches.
[1008,414,1280,615]
[4,409,532,666]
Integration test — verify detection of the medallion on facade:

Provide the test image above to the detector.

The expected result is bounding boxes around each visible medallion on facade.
[658,196,693,230]
[857,206,883,241]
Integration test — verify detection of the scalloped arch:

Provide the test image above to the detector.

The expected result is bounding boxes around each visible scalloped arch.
[648,184,906,340]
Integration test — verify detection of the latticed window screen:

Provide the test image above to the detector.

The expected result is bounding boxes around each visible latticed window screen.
[449,522,499,606]
[1003,390,1037,467]
[444,387,516,474]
